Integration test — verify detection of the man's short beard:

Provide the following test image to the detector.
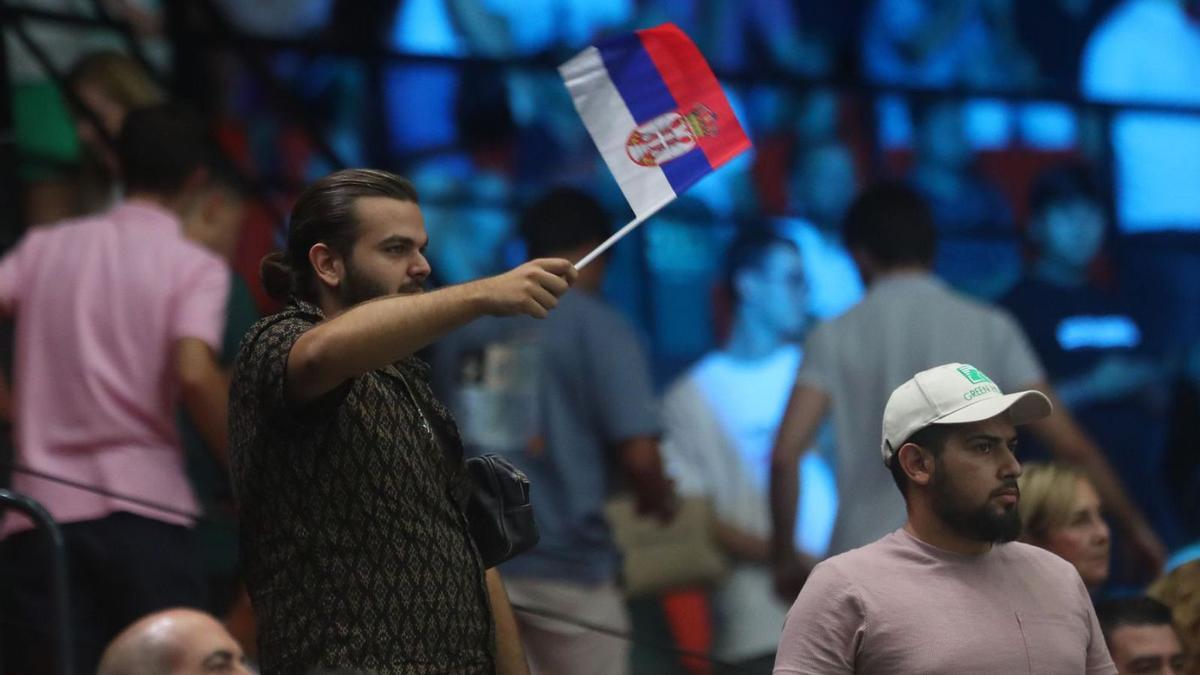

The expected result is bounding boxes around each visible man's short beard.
[930,457,1022,544]
[339,259,423,307]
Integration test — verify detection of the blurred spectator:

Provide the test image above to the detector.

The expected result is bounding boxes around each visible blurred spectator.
[0,105,231,674]
[432,188,675,675]
[1149,559,1200,671]
[1002,164,1186,551]
[1095,596,1188,675]
[409,158,517,286]
[768,183,1165,602]
[1017,462,1111,590]
[776,140,864,320]
[177,174,259,642]
[1082,0,1200,233]
[8,0,172,227]
[909,98,1021,298]
[862,0,1036,89]
[701,0,832,77]
[1014,0,1113,92]
[65,50,166,210]
[97,608,253,675]
[661,229,835,673]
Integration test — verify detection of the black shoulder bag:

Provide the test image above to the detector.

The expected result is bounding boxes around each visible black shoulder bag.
[398,372,539,568]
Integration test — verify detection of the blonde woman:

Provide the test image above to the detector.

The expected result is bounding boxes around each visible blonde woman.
[1018,462,1112,590]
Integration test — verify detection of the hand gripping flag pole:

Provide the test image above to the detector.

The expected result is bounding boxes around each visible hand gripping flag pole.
[559,23,752,269]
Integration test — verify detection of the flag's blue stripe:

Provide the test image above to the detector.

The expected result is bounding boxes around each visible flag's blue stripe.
[594,33,713,196]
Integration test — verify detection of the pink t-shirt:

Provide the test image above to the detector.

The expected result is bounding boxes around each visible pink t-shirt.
[774,528,1116,674]
[0,200,230,535]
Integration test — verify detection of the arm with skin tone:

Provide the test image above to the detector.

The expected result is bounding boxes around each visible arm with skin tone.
[769,384,831,600]
[715,519,771,562]
[288,259,576,404]
[486,568,529,675]
[1025,381,1167,576]
[616,436,677,521]
[177,337,230,466]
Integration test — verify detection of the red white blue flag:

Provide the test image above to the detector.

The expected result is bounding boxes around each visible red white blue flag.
[560,24,752,220]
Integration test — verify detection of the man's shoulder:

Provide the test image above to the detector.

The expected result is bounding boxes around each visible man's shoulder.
[812,534,904,581]
[998,540,1083,577]
[236,304,321,359]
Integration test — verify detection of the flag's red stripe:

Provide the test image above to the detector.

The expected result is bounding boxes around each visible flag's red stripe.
[636,24,751,170]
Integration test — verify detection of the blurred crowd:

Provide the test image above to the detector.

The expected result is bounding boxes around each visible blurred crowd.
[3,0,1200,673]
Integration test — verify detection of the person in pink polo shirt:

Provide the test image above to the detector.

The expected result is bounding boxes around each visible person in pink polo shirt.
[0,104,231,675]
[774,363,1116,674]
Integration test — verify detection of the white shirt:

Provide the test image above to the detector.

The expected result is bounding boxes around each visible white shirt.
[1082,0,1200,231]
[662,345,837,661]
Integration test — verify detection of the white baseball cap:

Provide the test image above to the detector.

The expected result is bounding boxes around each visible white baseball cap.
[881,363,1052,466]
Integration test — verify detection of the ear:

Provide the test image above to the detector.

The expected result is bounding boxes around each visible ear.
[897,442,934,487]
[309,243,344,290]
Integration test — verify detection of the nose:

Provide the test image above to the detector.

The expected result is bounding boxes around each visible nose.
[1093,516,1111,546]
[999,445,1021,481]
[410,253,431,282]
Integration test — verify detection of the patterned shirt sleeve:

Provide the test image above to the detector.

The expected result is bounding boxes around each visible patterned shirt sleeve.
[236,312,349,424]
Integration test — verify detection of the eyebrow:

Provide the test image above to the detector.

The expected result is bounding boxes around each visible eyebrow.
[377,235,427,251]
[963,434,1016,445]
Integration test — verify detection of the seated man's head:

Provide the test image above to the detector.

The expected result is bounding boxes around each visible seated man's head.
[723,228,808,343]
[1096,596,1187,674]
[1017,462,1111,589]
[842,183,937,284]
[882,363,1052,545]
[1028,165,1107,277]
[98,608,251,675]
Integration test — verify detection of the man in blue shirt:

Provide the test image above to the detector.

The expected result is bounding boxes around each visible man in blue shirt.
[433,187,674,675]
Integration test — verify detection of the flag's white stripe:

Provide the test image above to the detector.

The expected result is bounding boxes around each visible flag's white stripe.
[560,47,677,219]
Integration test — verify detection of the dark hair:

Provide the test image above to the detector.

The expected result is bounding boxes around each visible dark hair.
[261,169,419,302]
[519,187,611,259]
[889,424,954,497]
[117,103,214,195]
[723,227,798,306]
[842,182,936,269]
[1029,164,1102,219]
[1096,597,1177,647]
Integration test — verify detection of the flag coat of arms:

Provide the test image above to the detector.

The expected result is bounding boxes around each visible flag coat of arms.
[560,24,752,220]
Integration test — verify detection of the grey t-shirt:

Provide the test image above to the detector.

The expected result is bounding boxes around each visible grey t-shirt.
[774,529,1116,674]
[797,273,1044,555]
[432,291,660,584]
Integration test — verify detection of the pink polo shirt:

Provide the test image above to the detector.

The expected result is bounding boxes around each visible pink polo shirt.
[0,200,230,535]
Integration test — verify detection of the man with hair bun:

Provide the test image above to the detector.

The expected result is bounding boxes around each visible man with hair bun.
[229,168,576,674]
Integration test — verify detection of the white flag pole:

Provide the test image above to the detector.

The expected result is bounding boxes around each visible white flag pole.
[574,200,671,270]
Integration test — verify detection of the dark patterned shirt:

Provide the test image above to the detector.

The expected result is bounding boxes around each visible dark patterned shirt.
[229,301,494,674]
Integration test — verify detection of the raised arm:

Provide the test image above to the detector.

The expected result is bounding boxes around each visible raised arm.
[287,259,576,404]
[770,384,831,601]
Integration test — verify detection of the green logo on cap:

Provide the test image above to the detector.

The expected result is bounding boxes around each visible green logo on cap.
[957,365,992,385]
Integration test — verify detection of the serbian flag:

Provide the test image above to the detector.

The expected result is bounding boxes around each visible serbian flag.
[560,24,752,221]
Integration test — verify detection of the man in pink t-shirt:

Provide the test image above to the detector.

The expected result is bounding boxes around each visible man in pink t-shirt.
[774,362,1117,674]
[0,105,230,675]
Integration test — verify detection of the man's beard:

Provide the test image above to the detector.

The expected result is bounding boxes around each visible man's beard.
[340,261,423,307]
[930,458,1022,544]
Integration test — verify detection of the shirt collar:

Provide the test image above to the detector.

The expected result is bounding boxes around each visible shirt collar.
[111,199,184,234]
